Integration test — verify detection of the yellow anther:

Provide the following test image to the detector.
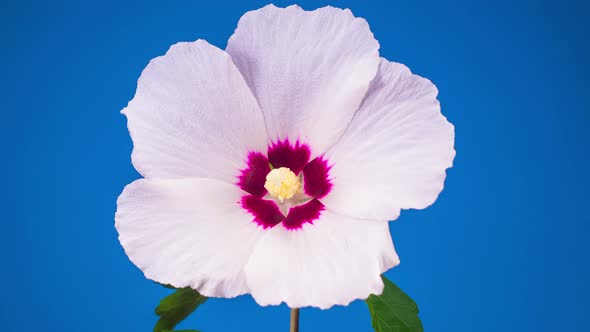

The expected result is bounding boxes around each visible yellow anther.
[264,167,301,202]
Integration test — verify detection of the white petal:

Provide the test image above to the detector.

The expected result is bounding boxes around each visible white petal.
[115,178,263,297]
[123,40,267,181]
[323,59,455,221]
[244,210,399,309]
[226,4,380,155]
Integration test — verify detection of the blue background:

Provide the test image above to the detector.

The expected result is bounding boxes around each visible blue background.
[3,0,589,331]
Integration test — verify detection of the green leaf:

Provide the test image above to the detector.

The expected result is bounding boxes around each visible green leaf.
[153,287,207,332]
[155,281,177,289]
[366,276,424,332]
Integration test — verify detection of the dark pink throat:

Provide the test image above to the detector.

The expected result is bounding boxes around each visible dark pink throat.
[241,195,325,230]
[237,152,271,197]
[237,139,333,230]
[267,139,311,175]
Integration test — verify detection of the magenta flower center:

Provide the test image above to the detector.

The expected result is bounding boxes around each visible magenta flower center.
[237,139,332,230]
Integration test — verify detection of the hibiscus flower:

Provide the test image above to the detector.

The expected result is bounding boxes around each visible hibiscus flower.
[115,4,455,309]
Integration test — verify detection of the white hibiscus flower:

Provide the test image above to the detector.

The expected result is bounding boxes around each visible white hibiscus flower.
[115,4,455,310]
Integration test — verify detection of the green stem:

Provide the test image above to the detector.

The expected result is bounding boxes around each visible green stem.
[290,308,300,332]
